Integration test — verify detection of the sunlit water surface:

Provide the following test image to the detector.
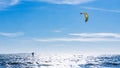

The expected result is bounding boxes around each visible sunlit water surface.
[0,53,120,68]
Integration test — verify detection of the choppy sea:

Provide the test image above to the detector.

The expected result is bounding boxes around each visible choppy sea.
[0,53,120,68]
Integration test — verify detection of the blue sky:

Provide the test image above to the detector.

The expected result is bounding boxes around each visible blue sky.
[0,0,120,55]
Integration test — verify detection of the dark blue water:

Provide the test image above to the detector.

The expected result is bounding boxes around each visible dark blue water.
[0,53,120,68]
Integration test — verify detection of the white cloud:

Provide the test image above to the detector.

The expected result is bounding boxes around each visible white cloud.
[10,0,19,5]
[0,0,95,10]
[37,0,95,5]
[34,33,120,42]
[0,32,24,37]
[0,0,19,10]
[0,0,19,6]
[69,33,120,38]
[81,6,120,13]
[34,37,120,42]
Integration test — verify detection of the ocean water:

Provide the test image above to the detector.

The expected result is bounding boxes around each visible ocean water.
[0,53,120,68]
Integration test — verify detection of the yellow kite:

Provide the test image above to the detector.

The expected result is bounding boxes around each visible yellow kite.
[80,12,89,22]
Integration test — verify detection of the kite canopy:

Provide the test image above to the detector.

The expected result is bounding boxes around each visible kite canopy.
[80,12,89,22]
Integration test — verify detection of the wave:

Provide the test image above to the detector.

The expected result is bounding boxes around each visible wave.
[0,53,120,68]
